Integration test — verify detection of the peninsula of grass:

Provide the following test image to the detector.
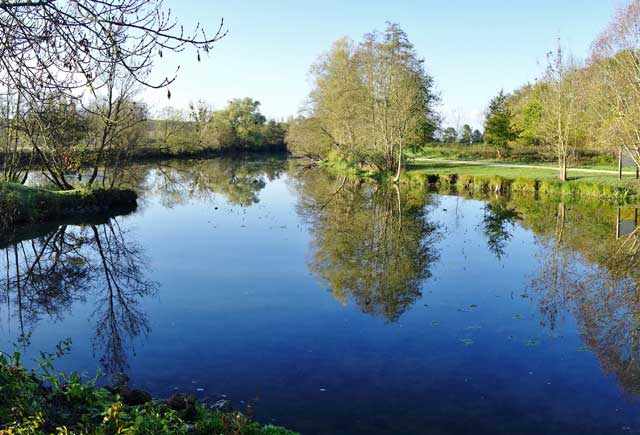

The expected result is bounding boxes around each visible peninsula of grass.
[0,350,298,435]
[0,182,138,228]
[407,160,640,200]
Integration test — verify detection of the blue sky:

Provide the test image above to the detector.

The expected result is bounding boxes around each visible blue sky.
[144,0,625,129]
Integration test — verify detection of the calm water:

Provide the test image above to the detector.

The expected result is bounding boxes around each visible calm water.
[2,157,640,434]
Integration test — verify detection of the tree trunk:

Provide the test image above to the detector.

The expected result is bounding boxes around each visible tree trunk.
[559,156,567,181]
[393,143,402,183]
[619,147,623,180]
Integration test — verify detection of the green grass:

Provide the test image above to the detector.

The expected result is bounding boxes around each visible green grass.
[407,161,640,200]
[0,182,138,227]
[411,144,620,170]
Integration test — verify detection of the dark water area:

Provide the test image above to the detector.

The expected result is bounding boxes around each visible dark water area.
[2,157,640,434]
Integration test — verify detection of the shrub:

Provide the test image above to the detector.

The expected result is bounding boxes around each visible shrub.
[538,179,562,196]
[0,346,300,435]
[470,175,490,191]
[456,174,474,190]
[438,173,457,186]
[511,177,537,192]
[487,175,511,193]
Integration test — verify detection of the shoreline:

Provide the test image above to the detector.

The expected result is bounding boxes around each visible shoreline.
[0,351,299,435]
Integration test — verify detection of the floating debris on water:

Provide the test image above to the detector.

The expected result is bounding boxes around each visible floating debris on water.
[460,338,474,346]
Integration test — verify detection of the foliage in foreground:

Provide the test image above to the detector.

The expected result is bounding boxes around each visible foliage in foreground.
[0,348,299,435]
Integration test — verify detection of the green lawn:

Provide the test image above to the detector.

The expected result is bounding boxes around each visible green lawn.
[409,144,620,170]
[407,160,640,195]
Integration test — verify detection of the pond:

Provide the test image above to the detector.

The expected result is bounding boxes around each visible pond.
[2,156,640,435]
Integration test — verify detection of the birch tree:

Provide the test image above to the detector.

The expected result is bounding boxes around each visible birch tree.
[536,46,584,181]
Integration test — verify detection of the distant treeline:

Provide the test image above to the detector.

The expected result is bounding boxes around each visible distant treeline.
[0,93,287,190]
[149,97,287,154]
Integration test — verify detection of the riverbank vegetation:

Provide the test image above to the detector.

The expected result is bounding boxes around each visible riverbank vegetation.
[407,161,639,200]
[0,346,298,435]
[409,170,633,201]
[286,23,439,179]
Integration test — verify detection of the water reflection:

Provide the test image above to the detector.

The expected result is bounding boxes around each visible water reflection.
[134,157,287,207]
[481,199,521,259]
[6,160,640,433]
[499,199,640,395]
[0,218,156,377]
[292,170,440,322]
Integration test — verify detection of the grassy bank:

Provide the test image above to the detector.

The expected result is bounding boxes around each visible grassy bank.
[0,183,138,228]
[0,349,298,435]
[407,161,639,200]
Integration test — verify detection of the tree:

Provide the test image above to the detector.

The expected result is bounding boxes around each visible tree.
[20,96,90,189]
[507,83,544,146]
[187,98,283,151]
[154,107,190,152]
[536,45,584,181]
[0,1,225,98]
[218,98,268,149]
[592,0,640,168]
[285,116,335,159]
[0,1,226,188]
[189,100,217,149]
[460,124,473,145]
[484,90,515,158]
[297,23,439,178]
[84,63,148,188]
[309,37,365,154]
[0,90,29,183]
[472,129,483,144]
[442,127,458,144]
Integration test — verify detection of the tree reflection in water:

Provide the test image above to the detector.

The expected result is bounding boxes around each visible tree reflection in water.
[292,169,440,322]
[136,157,287,208]
[0,218,156,377]
[525,201,640,395]
[481,199,521,260]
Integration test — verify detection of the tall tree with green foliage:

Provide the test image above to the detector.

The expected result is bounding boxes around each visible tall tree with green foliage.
[292,23,439,179]
[507,83,544,146]
[460,124,473,145]
[442,127,458,144]
[537,46,585,181]
[472,129,483,144]
[484,90,515,158]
